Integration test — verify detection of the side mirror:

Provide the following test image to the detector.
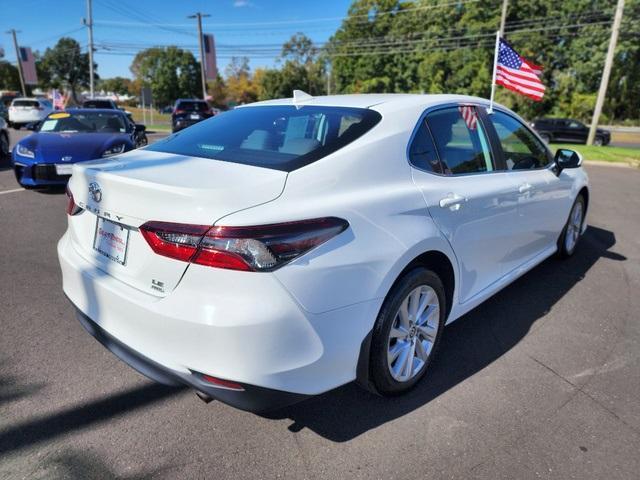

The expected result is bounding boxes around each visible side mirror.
[555,148,583,170]
[134,124,146,133]
[26,122,39,131]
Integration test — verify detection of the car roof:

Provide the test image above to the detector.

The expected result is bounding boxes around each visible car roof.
[243,93,494,113]
[11,97,42,103]
[58,108,126,115]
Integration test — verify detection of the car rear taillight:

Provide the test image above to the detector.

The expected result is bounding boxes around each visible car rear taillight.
[65,187,82,215]
[139,217,349,271]
[174,109,185,115]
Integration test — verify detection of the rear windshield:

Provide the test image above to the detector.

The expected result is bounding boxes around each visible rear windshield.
[147,105,382,171]
[13,100,39,107]
[176,101,209,112]
[83,100,114,109]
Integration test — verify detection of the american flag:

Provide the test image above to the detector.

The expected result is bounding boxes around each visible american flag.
[52,89,66,110]
[19,47,38,85]
[496,38,545,101]
[458,105,477,130]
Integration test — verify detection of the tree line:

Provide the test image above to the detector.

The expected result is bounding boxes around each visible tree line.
[0,0,637,123]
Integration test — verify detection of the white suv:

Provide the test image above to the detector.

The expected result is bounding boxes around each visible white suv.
[8,98,53,129]
[59,93,589,412]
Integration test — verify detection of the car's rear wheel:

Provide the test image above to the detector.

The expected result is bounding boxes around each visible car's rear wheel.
[593,136,604,146]
[369,268,446,395]
[0,132,9,158]
[558,195,585,258]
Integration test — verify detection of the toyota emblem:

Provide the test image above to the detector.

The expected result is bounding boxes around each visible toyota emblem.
[88,182,102,203]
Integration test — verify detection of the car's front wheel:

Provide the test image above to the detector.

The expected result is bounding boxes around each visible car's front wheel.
[558,195,585,258]
[593,136,604,146]
[369,268,446,395]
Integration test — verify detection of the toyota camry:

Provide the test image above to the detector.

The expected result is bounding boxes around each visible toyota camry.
[58,93,589,412]
[12,109,139,188]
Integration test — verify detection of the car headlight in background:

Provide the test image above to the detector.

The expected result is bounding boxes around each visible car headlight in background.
[102,144,126,158]
[16,144,35,159]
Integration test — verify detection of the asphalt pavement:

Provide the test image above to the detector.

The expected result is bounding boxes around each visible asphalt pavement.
[0,131,639,479]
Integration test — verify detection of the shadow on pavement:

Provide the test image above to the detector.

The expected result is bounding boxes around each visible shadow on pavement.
[0,383,186,455]
[265,225,625,441]
[28,448,176,479]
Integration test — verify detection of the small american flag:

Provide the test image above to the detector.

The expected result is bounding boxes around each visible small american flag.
[52,89,66,110]
[458,105,477,130]
[496,38,545,101]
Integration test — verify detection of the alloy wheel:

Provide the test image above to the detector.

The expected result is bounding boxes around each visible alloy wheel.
[565,200,583,252]
[387,285,440,382]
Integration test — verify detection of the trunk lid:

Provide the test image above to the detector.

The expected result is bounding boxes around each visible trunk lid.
[66,149,287,296]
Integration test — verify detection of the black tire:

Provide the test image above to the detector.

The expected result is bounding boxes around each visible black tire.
[593,136,604,146]
[0,132,9,158]
[13,123,21,130]
[539,133,551,144]
[558,194,585,258]
[369,268,446,395]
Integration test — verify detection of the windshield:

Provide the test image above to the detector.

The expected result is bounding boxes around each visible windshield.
[39,112,127,133]
[147,105,382,171]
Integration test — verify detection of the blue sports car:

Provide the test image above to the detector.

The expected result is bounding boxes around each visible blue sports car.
[11,109,139,188]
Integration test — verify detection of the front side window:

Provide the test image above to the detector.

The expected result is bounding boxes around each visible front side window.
[425,106,493,175]
[489,111,550,170]
[147,105,382,172]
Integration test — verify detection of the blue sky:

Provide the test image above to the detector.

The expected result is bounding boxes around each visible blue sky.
[0,0,352,79]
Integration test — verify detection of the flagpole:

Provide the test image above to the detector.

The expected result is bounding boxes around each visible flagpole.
[488,30,500,114]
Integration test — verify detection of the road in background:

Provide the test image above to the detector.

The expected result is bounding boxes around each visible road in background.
[0,162,638,479]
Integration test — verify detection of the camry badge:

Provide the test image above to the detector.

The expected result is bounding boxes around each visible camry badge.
[88,182,102,203]
[61,156,72,162]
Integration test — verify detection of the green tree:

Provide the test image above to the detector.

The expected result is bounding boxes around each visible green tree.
[224,57,258,105]
[327,0,640,123]
[98,76,133,96]
[255,33,326,100]
[38,38,96,103]
[0,61,20,90]
[130,47,200,107]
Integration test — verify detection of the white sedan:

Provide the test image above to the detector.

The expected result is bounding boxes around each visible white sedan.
[58,93,589,412]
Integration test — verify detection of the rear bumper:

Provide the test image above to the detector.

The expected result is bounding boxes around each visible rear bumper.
[73,306,309,412]
[58,230,375,410]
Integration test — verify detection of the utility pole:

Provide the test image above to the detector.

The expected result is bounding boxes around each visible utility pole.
[499,0,509,36]
[188,12,211,101]
[83,0,95,98]
[6,29,26,96]
[588,0,624,145]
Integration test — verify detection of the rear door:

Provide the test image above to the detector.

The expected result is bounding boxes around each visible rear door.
[484,109,573,269]
[410,105,520,304]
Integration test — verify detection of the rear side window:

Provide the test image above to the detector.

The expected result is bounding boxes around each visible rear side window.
[13,100,39,107]
[147,105,382,172]
[489,111,550,170]
[408,121,444,174]
[425,106,493,175]
[176,101,209,112]
[83,100,114,109]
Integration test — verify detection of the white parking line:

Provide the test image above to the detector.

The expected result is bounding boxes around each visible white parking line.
[0,188,25,195]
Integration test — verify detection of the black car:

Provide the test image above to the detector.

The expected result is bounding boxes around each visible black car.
[171,99,213,133]
[530,118,611,146]
[82,98,119,110]
[83,99,147,147]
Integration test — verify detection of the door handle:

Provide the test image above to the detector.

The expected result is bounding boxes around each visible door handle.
[518,183,533,194]
[439,193,467,210]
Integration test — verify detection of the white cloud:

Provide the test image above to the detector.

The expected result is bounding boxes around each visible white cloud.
[233,0,252,7]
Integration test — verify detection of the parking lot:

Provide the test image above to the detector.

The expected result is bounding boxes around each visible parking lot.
[1,131,639,479]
